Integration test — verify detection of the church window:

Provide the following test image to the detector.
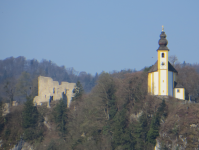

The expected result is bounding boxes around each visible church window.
[163,80,164,82]
[162,53,165,58]
[163,90,164,92]
[177,89,180,93]
[53,88,55,93]
[45,95,46,98]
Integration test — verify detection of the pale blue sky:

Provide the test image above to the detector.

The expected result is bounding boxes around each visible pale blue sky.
[1,0,199,75]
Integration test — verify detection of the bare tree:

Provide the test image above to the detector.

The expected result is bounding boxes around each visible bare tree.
[169,55,178,66]
[2,78,16,104]
[176,66,199,101]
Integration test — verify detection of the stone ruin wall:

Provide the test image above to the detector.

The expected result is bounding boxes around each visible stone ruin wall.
[33,76,76,107]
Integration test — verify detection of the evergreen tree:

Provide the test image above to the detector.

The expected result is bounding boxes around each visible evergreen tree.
[147,116,159,145]
[22,96,38,129]
[53,99,67,138]
[134,113,149,149]
[72,81,84,100]
[110,109,135,150]
[22,96,43,141]
[147,99,167,146]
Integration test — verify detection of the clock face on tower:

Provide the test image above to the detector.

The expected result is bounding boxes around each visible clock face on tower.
[161,61,166,69]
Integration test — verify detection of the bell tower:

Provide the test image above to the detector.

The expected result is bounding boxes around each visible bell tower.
[157,26,169,95]
[148,26,185,99]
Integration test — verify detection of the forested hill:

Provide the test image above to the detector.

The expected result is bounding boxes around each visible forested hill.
[1,57,199,149]
[1,69,199,149]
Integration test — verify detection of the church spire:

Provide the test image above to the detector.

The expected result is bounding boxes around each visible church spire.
[157,26,169,51]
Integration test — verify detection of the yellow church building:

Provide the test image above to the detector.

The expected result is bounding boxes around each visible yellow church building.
[148,27,185,100]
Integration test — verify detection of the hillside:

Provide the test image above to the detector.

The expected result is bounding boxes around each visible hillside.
[0,68,199,150]
[1,56,199,149]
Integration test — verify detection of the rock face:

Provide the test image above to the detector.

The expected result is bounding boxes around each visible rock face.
[130,111,143,121]
[10,139,33,150]
[21,142,33,150]
[12,101,18,106]
[33,76,76,107]
[154,140,161,150]
[44,116,51,130]
[2,103,10,116]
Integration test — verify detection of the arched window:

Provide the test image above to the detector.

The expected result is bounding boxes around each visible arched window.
[162,53,164,58]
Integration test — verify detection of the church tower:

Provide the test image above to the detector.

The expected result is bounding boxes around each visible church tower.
[148,26,185,100]
[157,26,169,96]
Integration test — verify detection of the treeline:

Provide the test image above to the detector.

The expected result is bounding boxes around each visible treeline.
[0,56,99,103]
[0,56,137,104]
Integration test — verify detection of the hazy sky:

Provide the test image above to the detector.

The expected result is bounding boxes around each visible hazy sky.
[1,1,199,75]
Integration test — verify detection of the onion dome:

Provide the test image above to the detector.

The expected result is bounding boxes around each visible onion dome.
[157,26,169,51]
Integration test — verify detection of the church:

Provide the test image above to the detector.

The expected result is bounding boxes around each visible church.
[148,27,185,100]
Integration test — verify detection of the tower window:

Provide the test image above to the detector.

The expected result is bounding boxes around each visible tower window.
[53,88,55,93]
[177,89,180,93]
[162,53,165,58]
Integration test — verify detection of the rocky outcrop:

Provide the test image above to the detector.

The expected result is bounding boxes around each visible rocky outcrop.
[2,103,10,116]
[130,111,143,121]
[10,139,33,150]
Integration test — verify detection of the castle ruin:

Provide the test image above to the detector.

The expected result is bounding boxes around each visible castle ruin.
[33,76,76,107]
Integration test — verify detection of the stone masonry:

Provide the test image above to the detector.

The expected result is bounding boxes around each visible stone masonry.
[33,76,76,107]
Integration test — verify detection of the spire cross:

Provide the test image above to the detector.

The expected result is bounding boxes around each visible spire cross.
[162,25,164,31]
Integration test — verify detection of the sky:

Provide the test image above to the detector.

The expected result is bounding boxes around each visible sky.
[0,1,199,75]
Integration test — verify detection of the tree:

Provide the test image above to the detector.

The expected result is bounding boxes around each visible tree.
[169,55,178,66]
[110,109,135,150]
[97,73,117,120]
[15,72,32,98]
[147,100,167,146]
[176,66,199,101]
[3,78,16,104]
[21,97,44,141]
[22,96,38,129]
[73,81,84,100]
[53,99,67,138]
[134,113,149,150]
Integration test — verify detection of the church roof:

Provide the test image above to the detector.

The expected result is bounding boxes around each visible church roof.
[148,61,178,73]
[148,61,158,72]
[174,83,184,88]
[168,61,178,73]
[157,30,169,51]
